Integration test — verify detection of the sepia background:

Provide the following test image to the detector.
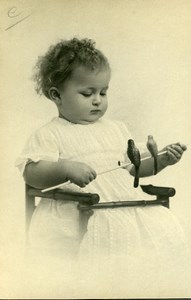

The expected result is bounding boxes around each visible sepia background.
[1,0,191,298]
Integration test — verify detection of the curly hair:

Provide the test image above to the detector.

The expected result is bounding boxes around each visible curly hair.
[33,38,110,99]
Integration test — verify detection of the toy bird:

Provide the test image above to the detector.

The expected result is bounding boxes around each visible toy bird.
[127,139,141,188]
[146,135,158,175]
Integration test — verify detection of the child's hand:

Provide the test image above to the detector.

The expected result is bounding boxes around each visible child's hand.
[65,161,97,187]
[159,143,187,167]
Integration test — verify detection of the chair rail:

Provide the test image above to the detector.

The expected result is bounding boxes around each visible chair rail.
[25,184,176,232]
[140,184,176,197]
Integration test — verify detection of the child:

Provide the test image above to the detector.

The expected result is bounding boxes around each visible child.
[16,38,190,292]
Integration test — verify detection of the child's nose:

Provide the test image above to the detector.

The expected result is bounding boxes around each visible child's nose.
[92,94,101,105]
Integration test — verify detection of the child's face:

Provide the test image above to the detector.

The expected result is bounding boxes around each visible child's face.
[57,66,110,124]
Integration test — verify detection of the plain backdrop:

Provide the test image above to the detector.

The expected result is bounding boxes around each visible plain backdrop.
[1,0,191,298]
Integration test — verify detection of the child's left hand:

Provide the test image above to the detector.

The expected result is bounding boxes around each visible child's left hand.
[159,143,187,167]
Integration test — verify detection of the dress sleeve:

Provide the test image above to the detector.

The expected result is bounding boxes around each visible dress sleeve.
[15,127,59,175]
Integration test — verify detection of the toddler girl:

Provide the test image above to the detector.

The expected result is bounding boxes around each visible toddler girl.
[16,38,190,294]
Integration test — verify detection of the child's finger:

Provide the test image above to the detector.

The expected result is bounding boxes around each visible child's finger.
[89,173,96,181]
[167,146,182,160]
[176,142,187,151]
[171,144,184,155]
[91,169,97,179]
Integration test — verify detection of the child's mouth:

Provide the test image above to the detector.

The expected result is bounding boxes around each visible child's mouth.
[90,109,101,114]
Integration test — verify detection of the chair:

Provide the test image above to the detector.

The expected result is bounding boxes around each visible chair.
[25,184,176,235]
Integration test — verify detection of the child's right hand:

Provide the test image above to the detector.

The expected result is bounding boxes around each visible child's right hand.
[65,161,97,187]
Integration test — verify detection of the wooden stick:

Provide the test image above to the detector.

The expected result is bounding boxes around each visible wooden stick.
[41,150,167,193]
[98,150,167,175]
[42,180,71,192]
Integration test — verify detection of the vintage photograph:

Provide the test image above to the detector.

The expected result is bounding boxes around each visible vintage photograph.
[1,0,191,298]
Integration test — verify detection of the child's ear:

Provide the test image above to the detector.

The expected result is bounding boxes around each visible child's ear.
[48,87,61,104]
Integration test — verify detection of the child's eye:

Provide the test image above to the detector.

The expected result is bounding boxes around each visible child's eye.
[81,93,92,97]
[100,93,107,96]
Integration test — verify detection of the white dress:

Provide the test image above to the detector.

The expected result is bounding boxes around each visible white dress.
[16,117,191,296]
